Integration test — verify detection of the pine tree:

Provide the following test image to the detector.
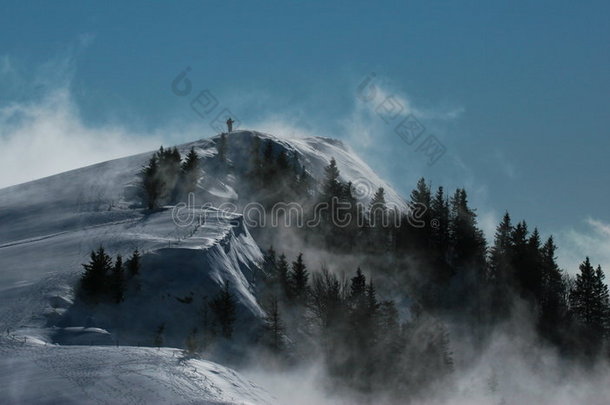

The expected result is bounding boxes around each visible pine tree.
[489,212,513,282]
[409,178,432,247]
[209,281,237,339]
[448,188,486,321]
[141,146,183,207]
[321,158,341,202]
[524,227,543,300]
[159,146,182,203]
[263,296,285,352]
[570,258,610,355]
[350,268,367,304]
[263,246,277,281]
[180,147,200,194]
[366,280,380,324]
[510,221,531,296]
[141,155,161,209]
[593,265,610,338]
[297,165,313,199]
[276,254,290,299]
[430,186,449,257]
[80,246,113,302]
[487,212,514,320]
[570,257,596,324]
[290,253,309,304]
[449,188,486,267]
[369,187,387,228]
[539,236,567,341]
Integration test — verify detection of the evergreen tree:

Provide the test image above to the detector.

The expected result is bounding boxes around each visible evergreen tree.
[276,254,290,299]
[539,236,567,343]
[290,253,309,304]
[141,146,183,207]
[524,227,543,300]
[510,221,531,296]
[209,281,237,339]
[321,158,342,203]
[369,187,387,228]
[141,155,161,209]
[366,280,380,326]
[594,265,610,338]
[570,258,610,355]
[297,165,313,199]
[263,296,285,352]
[409,178,432,248]
[449,188,486,267]
[263,246,277,281]
[329,181,361,249]
[180,147,200,194]
[159,146,182,203]
[350,268,367,304]
[80,246,113,302]
[487,212,514,319]
[489,212,513,282]
[448,188,486,320]
[430,186,449,257]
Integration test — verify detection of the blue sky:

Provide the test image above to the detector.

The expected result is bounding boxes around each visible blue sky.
[1,1,609,271]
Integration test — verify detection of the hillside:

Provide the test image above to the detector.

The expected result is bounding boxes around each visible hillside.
[0,129,404,404]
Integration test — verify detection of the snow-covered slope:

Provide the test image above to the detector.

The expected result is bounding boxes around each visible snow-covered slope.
[0,129,405,404]
[0,336,274,405]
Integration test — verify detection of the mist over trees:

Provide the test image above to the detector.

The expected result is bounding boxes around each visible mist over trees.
[259,249,454,396]
[139,146,200,209]
[244,148,610,392]
[102,134,610,401]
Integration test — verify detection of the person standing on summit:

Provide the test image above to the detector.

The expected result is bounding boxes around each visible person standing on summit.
[226,117,234,133]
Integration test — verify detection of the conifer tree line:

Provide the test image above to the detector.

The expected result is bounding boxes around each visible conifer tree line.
[211,138,610,363]
[131,135,609,366]
[140,146,200,209]
[299,159,610,360]
[258,247,453,396]
[78,246,141,304]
